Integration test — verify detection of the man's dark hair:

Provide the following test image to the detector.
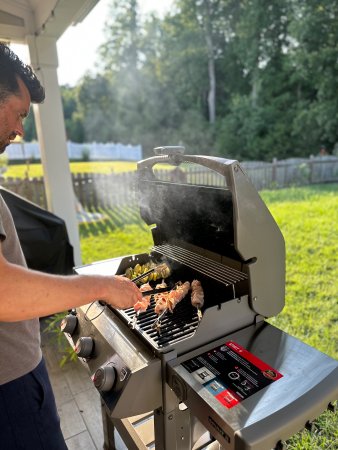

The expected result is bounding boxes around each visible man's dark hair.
[0,42,45,104]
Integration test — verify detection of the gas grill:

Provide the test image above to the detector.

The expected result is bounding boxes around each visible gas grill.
[62,147,338,450]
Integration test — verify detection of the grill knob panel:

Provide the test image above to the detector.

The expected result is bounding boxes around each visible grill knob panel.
[60,314,78,335]
[75,337,94,358]
[93,366,116,392]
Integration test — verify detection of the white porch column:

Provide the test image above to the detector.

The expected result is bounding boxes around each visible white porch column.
[26,35,81,265]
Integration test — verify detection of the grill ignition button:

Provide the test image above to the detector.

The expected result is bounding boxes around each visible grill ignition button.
[93,366,116,392]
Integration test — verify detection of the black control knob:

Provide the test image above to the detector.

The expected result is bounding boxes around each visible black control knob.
[60,314,78,335]
[75,337,94,358]
[93,366,116,392]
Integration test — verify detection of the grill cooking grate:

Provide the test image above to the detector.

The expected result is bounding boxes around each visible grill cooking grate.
[152,244,247,286]
[122,296,199,349]
[114,244,248,350]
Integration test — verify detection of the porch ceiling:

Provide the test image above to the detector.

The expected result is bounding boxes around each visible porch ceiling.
[0,0,99,43]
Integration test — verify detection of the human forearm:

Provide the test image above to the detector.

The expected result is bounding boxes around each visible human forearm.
[0,259,142,322]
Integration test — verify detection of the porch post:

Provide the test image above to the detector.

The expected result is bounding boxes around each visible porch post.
[26,35,81,265]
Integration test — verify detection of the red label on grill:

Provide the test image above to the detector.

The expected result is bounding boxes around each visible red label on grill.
[182,340,283,409]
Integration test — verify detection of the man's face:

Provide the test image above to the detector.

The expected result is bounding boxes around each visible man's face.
[0,77,31,154]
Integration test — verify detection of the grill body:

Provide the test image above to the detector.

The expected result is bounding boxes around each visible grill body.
[63,151,338,449]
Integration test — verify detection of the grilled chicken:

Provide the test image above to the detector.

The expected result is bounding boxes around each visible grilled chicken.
[191,279,204,320]
[134,282,152,313]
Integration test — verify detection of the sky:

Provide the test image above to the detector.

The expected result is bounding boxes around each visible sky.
[12,0,172,86]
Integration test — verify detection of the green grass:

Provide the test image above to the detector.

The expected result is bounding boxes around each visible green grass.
[261,184,338,449]
[80,206,153,263]
[79,183,338,449]
[3,161,138,178]
[3,160,177,178]
[261,185,338,359]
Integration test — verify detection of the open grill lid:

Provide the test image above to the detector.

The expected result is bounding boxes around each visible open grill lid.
[138,180,237,260]
[137,148,286,319]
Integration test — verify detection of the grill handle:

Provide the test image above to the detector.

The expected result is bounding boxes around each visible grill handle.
[138,152,238,179]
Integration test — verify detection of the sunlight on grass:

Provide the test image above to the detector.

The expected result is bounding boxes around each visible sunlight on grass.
[265,186,338,360]
[3,161,138,178]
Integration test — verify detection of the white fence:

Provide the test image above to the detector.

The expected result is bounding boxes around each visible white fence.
[6,141,142,161]
[2,156,337,212]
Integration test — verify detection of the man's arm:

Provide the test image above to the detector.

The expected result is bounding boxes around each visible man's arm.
[0,244,142,322]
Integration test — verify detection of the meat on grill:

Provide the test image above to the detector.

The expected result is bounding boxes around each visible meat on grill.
[191,280,204,309]
[154,281,191,315]
[134,282,153,313]
[167,281,190,312]
[191,279,204,320]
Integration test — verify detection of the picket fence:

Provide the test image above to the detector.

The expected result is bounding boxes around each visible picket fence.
[1,156,337,212]
[6,141,142,162]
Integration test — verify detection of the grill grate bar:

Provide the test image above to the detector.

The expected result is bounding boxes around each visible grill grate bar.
[152,244,247,286]
[121,295,199,348]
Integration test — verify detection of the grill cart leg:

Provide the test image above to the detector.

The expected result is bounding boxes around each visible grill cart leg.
[154,382,210,449]
[101,399,155,450]
[101,400,116,450]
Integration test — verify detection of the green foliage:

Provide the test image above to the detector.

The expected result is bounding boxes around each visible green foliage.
[23,110,37,141]
[80,147,90,162]
[43,313,78,367]
[61,85,85,142]
[51,1,338,160]
[0,153,8,170]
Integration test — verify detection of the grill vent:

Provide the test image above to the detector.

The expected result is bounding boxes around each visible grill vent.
[152,244,247,286]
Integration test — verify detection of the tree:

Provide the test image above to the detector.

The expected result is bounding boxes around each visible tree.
[60,0,338,160]
[23,112,37,142]
[77,74,118,142]
[61,86,85,142]
[288,0,338,153]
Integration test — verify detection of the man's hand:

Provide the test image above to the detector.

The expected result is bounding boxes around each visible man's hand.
[104,275,143,309]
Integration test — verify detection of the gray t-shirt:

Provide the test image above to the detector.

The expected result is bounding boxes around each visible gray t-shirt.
[0,193,41,385]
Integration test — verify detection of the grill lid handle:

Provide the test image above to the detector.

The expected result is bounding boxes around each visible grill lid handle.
[154,146,185,156]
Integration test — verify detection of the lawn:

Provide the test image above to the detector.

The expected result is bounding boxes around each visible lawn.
[79,183,338,449]
[2,161,138,178]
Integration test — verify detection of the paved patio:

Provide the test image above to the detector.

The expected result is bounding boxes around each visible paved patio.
[40,319,213,450]
[40,319,127,450]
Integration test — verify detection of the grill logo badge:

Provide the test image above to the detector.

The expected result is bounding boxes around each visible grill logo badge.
[208,416,231,443]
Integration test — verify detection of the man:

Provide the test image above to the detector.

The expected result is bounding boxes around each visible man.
[0,43,142,449]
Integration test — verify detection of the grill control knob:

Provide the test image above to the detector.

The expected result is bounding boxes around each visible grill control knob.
[93,366,116,392]
[75,337,94,358]
[60,314,78,335]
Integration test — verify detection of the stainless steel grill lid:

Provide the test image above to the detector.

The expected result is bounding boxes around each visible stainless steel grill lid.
[138,180,237,260]
[137,152,285,318]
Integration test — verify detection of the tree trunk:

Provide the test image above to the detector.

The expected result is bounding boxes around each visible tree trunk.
[202,0,216,124]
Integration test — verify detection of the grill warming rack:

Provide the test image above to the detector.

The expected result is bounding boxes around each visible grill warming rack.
[152,243,248,287]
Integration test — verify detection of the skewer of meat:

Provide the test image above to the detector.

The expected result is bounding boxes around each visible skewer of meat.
[134,282,152,313]
[131,282,154,329]
[152,281,190,332]
[191,280,204,320]
[132,281,169,329]
[152,281,168,315]
[167,281,190,312]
